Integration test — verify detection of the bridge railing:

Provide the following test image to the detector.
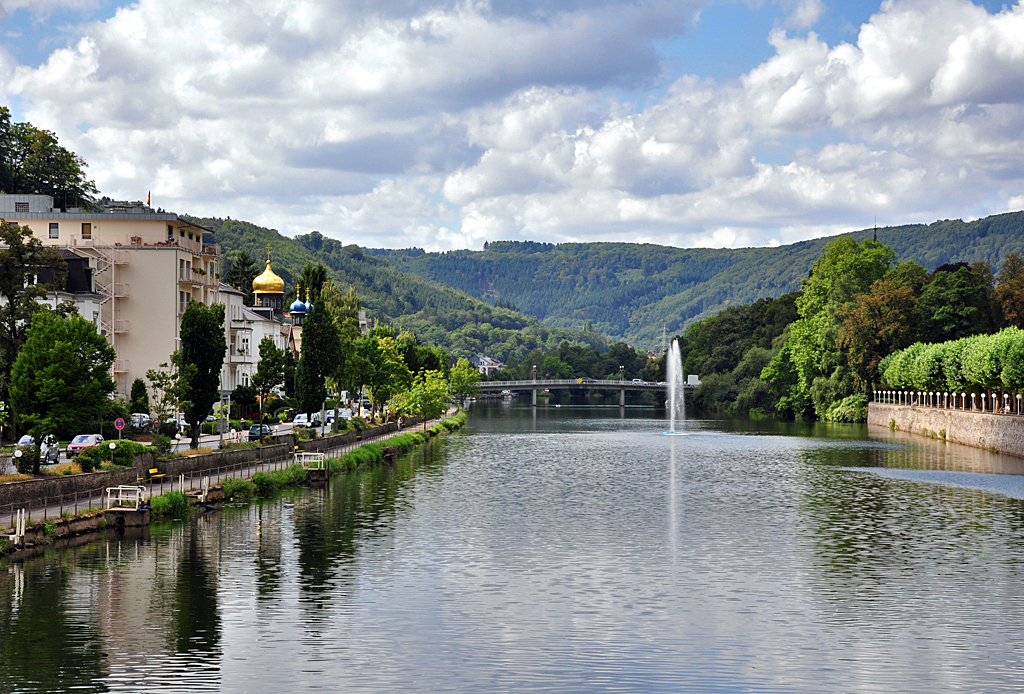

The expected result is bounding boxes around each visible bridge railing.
[477,379,671,389]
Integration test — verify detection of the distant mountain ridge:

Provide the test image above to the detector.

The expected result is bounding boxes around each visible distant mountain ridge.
[365,211,1024,349]
[195,217,608,360]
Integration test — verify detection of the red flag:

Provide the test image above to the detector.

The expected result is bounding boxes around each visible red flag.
[147,191,151,206]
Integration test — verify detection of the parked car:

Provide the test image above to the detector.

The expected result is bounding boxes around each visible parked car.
[67,434,104,458]
[39,435,60,465]
[130,413,152,431]
[15,434,61,464]
[293,413,310,427]
[248,424,273,441]
[339,408,353,420]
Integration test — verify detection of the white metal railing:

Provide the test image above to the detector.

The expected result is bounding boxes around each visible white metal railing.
[112,283,129,298]
[106,485,146,509]
[113,359,129,372]
[873,390,1022,414]
[295,451,327,469]
[112,319,130,333]
[477,378,676,389]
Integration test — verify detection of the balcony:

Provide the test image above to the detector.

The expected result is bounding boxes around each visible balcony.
[113,283,129,298]
[112,319,130,333]
[112,359,129,373]
[112,249,129,265]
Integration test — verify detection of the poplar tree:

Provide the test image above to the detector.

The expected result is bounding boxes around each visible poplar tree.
[179,302,227,449]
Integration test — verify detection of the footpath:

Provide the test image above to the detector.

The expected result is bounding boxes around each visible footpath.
[2,408,458,533]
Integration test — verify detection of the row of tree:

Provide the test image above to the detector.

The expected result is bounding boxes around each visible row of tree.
[880,327,1024,395]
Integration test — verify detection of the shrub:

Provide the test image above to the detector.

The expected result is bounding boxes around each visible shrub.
[822,394,869,423]
[223,477,257,501]
[110,440,147,467]
[153,435,173,456]
[44,521,57,538]
[13,445,38,474]
[75,446,104,473]
[149,491,190,518]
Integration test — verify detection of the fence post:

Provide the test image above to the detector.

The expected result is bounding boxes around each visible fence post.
[75,491,78,515]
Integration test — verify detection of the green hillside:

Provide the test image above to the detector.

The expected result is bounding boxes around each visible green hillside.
[367,211,1024,349]
[194,218,608,361]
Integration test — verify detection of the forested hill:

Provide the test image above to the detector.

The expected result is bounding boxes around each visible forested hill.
[193,218,607,360]
[366,211,1024,349]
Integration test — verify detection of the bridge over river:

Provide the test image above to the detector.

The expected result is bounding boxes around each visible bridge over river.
[477,378,693,406]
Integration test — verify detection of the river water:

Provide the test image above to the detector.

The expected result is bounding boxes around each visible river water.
[4,405,1024,693]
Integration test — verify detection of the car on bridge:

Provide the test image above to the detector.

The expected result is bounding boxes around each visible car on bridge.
[632,378,646,385]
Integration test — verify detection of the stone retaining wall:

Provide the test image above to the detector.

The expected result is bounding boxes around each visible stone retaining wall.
[868,403,1024,458]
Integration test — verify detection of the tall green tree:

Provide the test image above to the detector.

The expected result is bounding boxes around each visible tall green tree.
[10,311,115,469]
[771,237,895,417]
[919,264,996,343]
[224,250,258,305]
[129,377,150,415]
[251,337,287,441]
[0,220,66,439]
[449,357,481,402]
[392,370,449,430]
[0,107,98,207]
[295,295,341,417]
[997,252,1024,328]
[179,302,227,449]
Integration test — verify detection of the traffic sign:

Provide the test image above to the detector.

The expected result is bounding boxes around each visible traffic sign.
[114,418,126,431]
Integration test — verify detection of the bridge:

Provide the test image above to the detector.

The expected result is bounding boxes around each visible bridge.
[477,378,692,406]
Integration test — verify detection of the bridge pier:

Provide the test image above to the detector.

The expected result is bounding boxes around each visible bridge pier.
[619,389,625,407]
[532,388,537,407]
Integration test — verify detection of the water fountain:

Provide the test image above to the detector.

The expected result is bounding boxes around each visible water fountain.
[665,339,686,434]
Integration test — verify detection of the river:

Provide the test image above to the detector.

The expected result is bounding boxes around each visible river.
[3,404,1024,693]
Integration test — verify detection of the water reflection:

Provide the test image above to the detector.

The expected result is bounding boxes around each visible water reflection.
[4,407,1024,692]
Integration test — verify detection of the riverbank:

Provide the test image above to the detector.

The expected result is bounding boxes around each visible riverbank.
[868,402,1024,458]
[1,410,466,558]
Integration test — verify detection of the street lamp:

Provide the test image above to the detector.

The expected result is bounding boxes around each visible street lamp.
[619,365,624,382]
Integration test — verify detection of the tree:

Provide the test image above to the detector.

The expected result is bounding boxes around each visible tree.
[179,302,227,449]
[224,251,258,305]
[919,265,995,343]
[783,237,895,417]
[0,107,98,208]
[997,252,1024,328]
[0,220,67,439]
[361,332,411,417]
[393,370,449,429]
[449,358,481,402]
[251,337,287,442]
[146,358,193,426]
[295,293,341,418]
[10,311,115,471]
[129,378,150,415]
[839,279,921,391]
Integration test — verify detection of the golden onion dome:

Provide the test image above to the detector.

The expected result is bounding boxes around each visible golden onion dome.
[252,259,285,294]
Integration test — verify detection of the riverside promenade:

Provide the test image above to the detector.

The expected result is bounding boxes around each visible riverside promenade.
[2,408,457,532]
[868,401,1024,458]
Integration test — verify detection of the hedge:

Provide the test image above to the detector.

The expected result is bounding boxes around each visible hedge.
[881,327,1024,393]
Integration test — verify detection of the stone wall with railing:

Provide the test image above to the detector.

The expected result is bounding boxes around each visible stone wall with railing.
[868,402,1024,458]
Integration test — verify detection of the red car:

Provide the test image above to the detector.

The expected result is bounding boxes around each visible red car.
[66,434,104,458]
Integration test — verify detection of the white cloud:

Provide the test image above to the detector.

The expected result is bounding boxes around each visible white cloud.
[2,0,1023,251]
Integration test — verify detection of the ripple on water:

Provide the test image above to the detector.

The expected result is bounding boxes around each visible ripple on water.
[3,406,1024,692]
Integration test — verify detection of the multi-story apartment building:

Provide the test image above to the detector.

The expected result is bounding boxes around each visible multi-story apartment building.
[1,194,221,397]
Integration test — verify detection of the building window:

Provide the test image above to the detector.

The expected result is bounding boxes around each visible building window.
[81,223,91,239]
[180,229,185,237]
[188,232,194,241]
[179,291,186,315]
[167,224,173,239]
[49,223,59,239]
[242,372,249,386]
[179,258,185,279]
[15,202,29,213]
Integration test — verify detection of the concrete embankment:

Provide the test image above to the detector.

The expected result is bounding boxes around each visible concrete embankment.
[868,403,1024,458]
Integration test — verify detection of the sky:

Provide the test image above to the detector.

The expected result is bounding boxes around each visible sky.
[0,0,1021,251]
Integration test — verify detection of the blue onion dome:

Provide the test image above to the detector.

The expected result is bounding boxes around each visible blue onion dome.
[290,295,307,313]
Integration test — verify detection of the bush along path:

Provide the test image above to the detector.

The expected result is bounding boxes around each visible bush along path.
[221,410,467,502]
[1,410,467,555]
